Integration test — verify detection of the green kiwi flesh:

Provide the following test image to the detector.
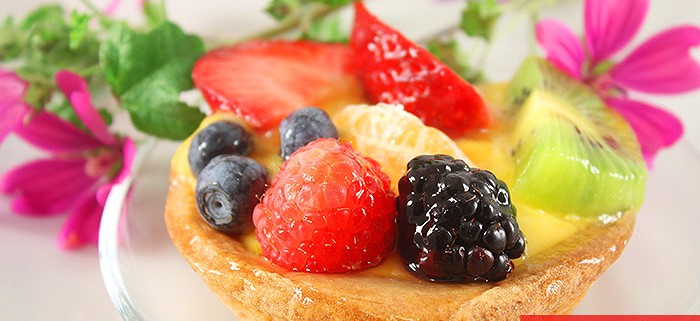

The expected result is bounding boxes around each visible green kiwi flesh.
[508,57,647,220]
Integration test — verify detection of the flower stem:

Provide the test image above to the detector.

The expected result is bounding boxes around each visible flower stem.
[415,25,462,45]
[78,0,113,27]
[235,4,346,43]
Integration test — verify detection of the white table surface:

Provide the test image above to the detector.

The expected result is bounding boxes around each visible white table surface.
[1,1,699,320]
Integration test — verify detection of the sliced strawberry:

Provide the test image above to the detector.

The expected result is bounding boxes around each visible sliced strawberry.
[350,2,490,137]
[193,40,363,131]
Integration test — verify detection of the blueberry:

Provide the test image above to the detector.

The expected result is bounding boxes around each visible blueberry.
[279,107,338,160]
[188,121,253,176]
[195,155,268,234]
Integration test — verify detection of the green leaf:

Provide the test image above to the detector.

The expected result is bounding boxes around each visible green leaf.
[310,0,352,6]
[265,0,302,21]
[304,13,347,43]
[23,81,54,108]
[3,4,102,106]
[427,37,484,84]
[143,0,167,28]
[100,21,206,140]
[460,0,501,41]
[16,28,101,93]
[591,59,615,77]
[69,11,91,50]
[264,0,350,21]
[21,5,68,47]
[21,5,64,26]
[122,90,206,140]
[0,17,22,59]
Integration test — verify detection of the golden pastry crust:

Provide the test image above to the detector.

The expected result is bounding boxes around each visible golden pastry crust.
[165,171,635,321]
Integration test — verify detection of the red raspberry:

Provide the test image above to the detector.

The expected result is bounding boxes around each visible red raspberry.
[252,138,397,272]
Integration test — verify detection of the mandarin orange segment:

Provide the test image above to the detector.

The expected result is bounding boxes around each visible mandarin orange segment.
[332,103,470,191]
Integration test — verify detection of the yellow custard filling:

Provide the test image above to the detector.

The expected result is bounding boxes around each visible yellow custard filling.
[170,89,590,278]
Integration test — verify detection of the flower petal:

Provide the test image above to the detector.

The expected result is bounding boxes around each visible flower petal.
[95,138,136,205]
[55,70,117,145]
[103,0,121,16]
[14,111,104,153]
[2,158,83,193]
[2,158,99,215]
[57,193,103,250]
[610,26,700,94]
[606,98,683,168]
[584,0,648,62]
[0,68,28,99]
[113,138,136,184]
[536,19,585,79]
[71,92,118,145]
[55,69,88,94]
[95,184,112,207]
[0,69,31,144]
[0,102,31,144]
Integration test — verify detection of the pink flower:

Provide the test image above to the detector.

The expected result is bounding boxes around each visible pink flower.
[0,69,32,145]
[535,0,700,167]
[1,70,135,250]
[103,0,121,16]
[103,0,147,16]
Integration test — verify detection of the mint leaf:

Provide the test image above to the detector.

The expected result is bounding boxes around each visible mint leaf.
[427,37,484,84]
[265,0,302,21]
[100,21,205,140]
[310,0,351,6]
[2,5,102,108]
[460,0,501,41]
[143,0,167,28]
[23,82,54,108]
[16,30,101,106]
[0,17,22,59]
[21,5,68,47]
[69,10,91,50]
[305,13,347,43]
[265,0,350,21]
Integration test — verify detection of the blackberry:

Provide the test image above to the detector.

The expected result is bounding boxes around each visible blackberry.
[188,121,253,176]
[397,154,525,283]
[196,155,268,235]
[279,107,338,160]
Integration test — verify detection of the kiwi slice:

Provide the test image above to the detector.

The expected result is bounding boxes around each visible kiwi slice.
[507,57,647,220]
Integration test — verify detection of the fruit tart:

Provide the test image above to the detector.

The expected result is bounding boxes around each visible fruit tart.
[164,3,645,320]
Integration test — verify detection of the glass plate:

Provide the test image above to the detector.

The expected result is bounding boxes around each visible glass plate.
[99,140,234,321]
[99,139,700,321]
